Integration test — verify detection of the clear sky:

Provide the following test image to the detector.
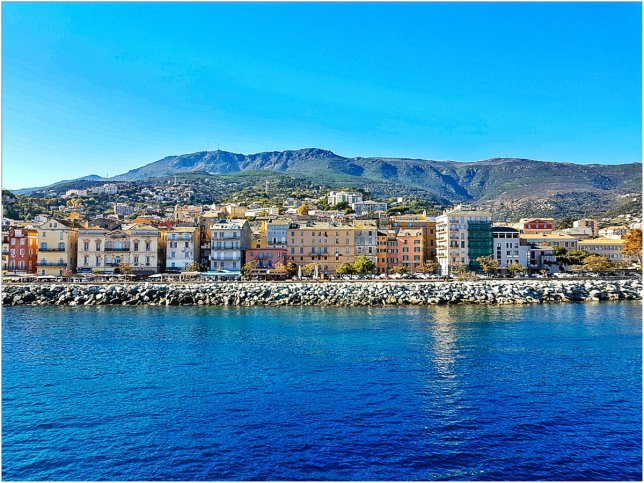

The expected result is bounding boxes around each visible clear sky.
[2,2,642,189]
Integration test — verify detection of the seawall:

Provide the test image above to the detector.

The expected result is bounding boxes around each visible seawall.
[2,279,641,307]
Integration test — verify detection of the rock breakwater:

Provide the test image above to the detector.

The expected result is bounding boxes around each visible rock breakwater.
[2,279,641,307]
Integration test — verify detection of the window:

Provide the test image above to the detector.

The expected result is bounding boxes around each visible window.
[134,242,139,251]
[19,249,24,256]
[146,242,151,251]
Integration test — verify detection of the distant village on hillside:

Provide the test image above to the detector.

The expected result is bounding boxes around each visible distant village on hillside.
[2,183,642,281]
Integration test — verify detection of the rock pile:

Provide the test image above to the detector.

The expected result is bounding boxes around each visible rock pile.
[2,279,641,307]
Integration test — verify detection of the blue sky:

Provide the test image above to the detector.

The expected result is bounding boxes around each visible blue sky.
[2,2,642,189]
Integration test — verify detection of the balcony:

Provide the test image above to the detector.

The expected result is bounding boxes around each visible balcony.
[36,262,67,267]
[104,247,131,252]
[212,243,240,250]
[210,255,241,261]
[39,247,65,252]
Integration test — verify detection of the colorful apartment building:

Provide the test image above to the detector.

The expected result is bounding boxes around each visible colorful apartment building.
[518,218,555,234]
[376,229,424,273]
[36,217,78,276]
[166,226,200,271]
[390,214,437,261]
[436,205,492,274]
[7,226,38,273]
[286,222,356,276]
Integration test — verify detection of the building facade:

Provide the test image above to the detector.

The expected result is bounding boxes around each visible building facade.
[519,234,578,251]
[598,226,629,239]
[287,222,356,276]
[245,248,288,269]
[519,218,555,234]
[166,226,200,271]
[353,220,378,264]
[390,214,437,261]
[352,201,388,216]
[36,217,78,276]
[573,218,599,237]
[492,226,529,269]
[7,226,38,273]
[578,238,636,264]
[436,205,492,275]
[209,220,251,271]
[77,224,162,275]
[327,191,363,206]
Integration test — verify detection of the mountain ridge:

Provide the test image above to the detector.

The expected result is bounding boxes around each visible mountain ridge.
[11,149,642,212]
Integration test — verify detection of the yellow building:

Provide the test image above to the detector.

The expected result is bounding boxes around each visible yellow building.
[36,217,78,276]
[578,238,636,264]
[287,222,357,276]
[519,233,579,251]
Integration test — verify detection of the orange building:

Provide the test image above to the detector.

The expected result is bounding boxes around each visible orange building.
[390,214,437,260]
[377,229,425,273]
[7,226,38,273]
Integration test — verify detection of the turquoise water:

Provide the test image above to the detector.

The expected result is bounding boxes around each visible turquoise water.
[3,302,642,480]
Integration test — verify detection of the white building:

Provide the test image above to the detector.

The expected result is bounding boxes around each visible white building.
[114,203,135,216]
[492,227,529,269]
[352,201,388,216]
[209,220,251,272]
[64,189,88,198]
[353,220,378,263]
[166,226,200,271]
[328,191,363,206]
[436,205,493,275]
[598,226,629,239]
[91,184,119,195]
[573,218,599,237]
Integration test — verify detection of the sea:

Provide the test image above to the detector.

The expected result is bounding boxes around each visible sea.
[3,302,642,481]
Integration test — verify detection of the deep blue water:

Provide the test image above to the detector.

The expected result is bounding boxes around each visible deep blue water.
[3,302,642,481]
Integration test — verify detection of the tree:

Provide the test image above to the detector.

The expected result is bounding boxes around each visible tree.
[352,255,376,274]
[242,260,258,276]
[506,262,527,276]
[333,201,350,210]
[556,217,575,230]
[335,263,355,275]
[297,203,309,215]
[583,254,614,272]
[117,262,132,274]
[416,260,439,274]
[285,262,298,277]
[301,263,317,276]
[390,265,408,275]
[91,268,102,275]
[63,268,73,278]
[623,229,642,264]
[476,255,500,274]
[184,261,201,272]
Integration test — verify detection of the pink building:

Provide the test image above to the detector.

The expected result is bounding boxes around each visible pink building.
[245,248,287,269]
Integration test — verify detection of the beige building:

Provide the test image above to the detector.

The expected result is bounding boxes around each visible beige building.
[287,222,357,276]
[36,217,79,276]
[519,233,579,251]
[77,224,163,275]
[578,238,636,264]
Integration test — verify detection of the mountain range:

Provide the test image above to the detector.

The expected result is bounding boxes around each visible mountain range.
[13,148,642,217]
